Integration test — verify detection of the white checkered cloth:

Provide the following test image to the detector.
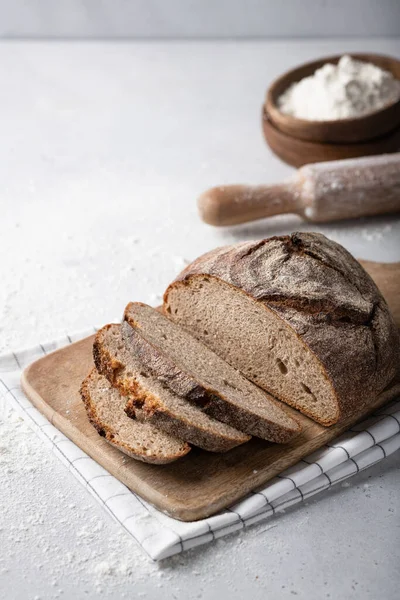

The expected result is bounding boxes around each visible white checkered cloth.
[1,328,399,561]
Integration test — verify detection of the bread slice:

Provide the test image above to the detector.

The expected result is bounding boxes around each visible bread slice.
[93,324,250,452]
[164,232,400,426]
[80,369,190,464]
[122,303,300,443]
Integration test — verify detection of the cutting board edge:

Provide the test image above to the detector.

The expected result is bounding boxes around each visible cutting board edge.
[19,339,400,522]
[20,362,204,521]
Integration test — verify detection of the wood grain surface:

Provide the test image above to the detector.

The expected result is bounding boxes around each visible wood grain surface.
[197,154,400,226]
[262,109,400,168]
[21,260,400,521]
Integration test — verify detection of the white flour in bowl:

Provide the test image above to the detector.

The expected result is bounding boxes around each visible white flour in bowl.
[278,55,400,121]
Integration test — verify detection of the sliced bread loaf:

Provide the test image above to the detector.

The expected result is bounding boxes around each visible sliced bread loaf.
[80,368,190,464]
[122,303,300,442]
[164,232,400,426]
[93,324,250,452]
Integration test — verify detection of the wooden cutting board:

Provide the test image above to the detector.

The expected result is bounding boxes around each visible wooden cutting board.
[21,260,400,522]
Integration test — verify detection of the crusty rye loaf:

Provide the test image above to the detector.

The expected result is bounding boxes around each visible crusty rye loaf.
[164,232,400,426]
[80,368,190,464]
[122,302,300,443]
[93,324,250,452]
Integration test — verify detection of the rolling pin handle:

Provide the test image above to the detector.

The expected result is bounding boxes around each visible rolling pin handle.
[198,183,299,227]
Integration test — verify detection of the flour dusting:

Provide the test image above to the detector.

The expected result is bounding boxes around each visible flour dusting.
[1,398,282,596]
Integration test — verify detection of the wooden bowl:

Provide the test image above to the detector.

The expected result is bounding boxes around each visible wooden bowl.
[262,107,400,168]
[265,53,400,144]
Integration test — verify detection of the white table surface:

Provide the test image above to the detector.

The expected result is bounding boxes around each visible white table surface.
[0,39,399,600]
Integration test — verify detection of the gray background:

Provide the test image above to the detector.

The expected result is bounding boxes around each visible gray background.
[0,2,400,599]
[0,37,399,600]
[0,0,399,38]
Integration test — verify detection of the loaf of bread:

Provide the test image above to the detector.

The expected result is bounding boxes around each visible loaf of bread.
[164,232,399,426]
[93,324,250,452]
[122,302,300,442]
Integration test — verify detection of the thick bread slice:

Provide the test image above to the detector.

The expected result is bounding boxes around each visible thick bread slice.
[164,232,400,426]
[93,324,250,452]
[80,369,190,464]
[122,303,300,443]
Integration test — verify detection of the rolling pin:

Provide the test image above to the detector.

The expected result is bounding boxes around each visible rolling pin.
[198,153,400,226]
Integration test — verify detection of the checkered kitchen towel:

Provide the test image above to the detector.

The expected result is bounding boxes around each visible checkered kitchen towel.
[1,327,399,561]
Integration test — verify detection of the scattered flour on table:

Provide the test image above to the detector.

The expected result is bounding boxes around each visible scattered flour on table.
[0,398,155,597]
[325,222,393,246]
[1,396,287,597]
[172,255,191,270]
[360,223,392,242]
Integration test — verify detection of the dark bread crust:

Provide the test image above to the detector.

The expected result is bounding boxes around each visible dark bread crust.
[93,325,250,452]
[121,313,300,443]
[80,368,190,464]
[124,398,245,453]
[164,232,400,424]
